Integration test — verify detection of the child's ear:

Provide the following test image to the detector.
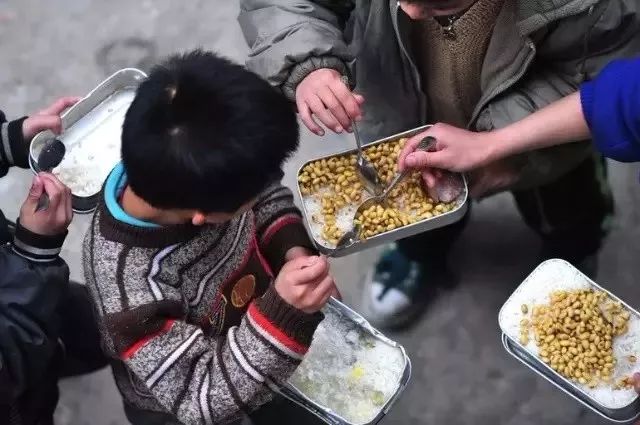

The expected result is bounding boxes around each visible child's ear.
[192,212,206,226]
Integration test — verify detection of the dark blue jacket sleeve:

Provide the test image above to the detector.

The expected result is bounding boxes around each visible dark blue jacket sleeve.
[580,58,640,162]
[0,109,30,178]
[0,222,69,400]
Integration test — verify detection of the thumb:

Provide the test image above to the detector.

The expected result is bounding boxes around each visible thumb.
[405,151,445,170]
[25,175,45,205]
[287,255,321,271]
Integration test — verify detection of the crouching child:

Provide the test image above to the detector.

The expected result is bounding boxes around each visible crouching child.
[83,50,338,424]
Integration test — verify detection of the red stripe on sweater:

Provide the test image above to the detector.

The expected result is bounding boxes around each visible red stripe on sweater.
[121,319,175,360]
[260,214,302,246]
[253,234,274,278]
[247,303,307,355]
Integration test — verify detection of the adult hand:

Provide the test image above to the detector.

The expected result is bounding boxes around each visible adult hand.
[399,123,493,174]
[295,68,364,136]
[22,96,81,142]
[19,173,73,236]
[274,255,339,313]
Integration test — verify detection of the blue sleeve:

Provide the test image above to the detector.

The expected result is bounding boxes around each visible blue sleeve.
[580,58,640,162]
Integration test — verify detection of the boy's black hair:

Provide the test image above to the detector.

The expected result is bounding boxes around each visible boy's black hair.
[121,49,298,213]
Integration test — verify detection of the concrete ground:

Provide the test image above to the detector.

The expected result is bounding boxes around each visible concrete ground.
[1,1,639,424]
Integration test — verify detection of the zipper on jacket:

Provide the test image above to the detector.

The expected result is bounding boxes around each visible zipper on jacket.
[392,1,427,119]
[468,39,536,128]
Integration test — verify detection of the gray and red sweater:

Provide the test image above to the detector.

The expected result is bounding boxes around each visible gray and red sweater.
[83,182,322,424]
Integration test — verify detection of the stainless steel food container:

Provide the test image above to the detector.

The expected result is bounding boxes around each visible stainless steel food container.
[499,259,640,423]
[29,68,147,213]
[296,125,468,257]
[280,298,412,425]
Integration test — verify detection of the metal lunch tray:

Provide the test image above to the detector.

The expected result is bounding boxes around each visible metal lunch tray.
[499,259,640,423]
[29,68,147,213]
[280,298,412,425]
[296,125,469,257]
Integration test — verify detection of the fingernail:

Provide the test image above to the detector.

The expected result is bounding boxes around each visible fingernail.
[346,126,353,133]
[355,115,362,122]
[335,126,343,133]
[406,155,416,167]
[317,130,325,136]
[307,256,320,265]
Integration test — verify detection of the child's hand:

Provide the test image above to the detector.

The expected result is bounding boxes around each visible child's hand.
[22,97,81,142]
[296,68,364,136]
[19,173,73,236]
[633,372,640,394]
[274,255,337,313]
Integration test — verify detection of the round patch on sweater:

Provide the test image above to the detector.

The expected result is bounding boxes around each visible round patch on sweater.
[231,275,256,308]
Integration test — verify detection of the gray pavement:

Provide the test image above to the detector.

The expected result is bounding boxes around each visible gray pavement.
[1,1,639,424]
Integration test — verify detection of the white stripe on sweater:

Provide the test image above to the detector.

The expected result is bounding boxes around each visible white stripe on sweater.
[246,312,303,361]
[228,326,265,383]
[189,213,247,306]
[145,328,203,388]
[147,244,179,301]
[199,369,214,425]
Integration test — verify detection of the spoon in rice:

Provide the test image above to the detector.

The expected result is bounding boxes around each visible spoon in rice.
[335,136,437,250]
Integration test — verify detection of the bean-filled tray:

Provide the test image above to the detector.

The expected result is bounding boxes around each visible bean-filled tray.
[499,259,640,423]
[296,125,468,257]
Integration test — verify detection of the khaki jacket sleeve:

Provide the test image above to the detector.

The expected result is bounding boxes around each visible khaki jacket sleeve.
[238,0,355,100]
[476,0,640,190]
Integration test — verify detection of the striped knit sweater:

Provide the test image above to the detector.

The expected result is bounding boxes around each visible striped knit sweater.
[82,182,322,424]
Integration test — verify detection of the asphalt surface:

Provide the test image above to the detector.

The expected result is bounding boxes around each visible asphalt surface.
[0,1,639,424]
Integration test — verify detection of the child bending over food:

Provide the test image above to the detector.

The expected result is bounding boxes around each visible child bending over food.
[83,50,339,425]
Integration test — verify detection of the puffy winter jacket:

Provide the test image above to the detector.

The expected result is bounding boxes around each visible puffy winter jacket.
[0,110,69,425]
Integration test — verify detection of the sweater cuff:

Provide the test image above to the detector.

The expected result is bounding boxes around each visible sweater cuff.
[260,215,318,272]
[282,56,350,102]
[12,219,67,262]
[251,286,323,351]
[579,82,595,132]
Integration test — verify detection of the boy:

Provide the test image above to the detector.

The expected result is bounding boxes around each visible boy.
[0,98,92,424]
[83,50,338,424]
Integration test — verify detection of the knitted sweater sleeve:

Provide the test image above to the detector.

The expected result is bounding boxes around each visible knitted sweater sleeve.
[580,58,640,162]
[99,286,320,424]
[252,183,317,273]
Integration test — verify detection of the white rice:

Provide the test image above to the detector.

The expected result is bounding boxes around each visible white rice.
[53,90,135,197]
[289,303,406,424]
[499,259,640,409]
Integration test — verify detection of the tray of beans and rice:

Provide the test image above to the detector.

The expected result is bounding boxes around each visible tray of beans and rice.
[499,259,640,423]
[296,125,468,257]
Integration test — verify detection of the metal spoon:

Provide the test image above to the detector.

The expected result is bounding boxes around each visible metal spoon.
[34,138,66,212]
[340,76,384,196]
[335,136,437,250]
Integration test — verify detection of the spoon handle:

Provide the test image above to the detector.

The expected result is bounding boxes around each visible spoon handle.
[382,136,437,198]
[351,119,365,153]
[35,193,50,212]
